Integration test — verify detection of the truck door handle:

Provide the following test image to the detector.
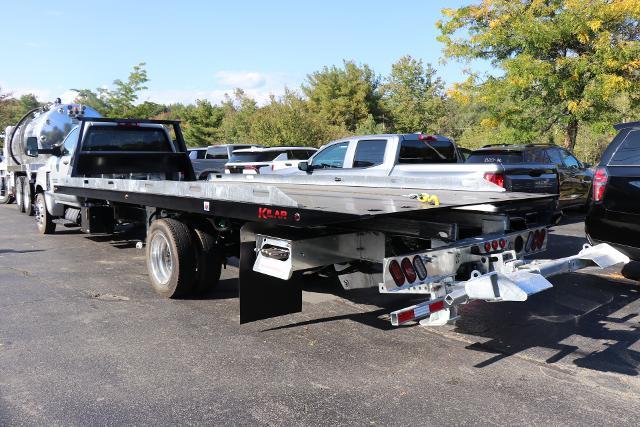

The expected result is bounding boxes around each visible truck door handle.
[285,163,292,166]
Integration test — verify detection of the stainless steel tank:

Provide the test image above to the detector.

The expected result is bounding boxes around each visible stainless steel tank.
[6,99,101,166]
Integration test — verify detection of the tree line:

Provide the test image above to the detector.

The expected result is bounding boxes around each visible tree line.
[2,1,638,163]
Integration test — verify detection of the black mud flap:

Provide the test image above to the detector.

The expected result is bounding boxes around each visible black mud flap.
[239,241,302,323]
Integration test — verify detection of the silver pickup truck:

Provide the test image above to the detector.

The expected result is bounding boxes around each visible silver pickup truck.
[293,133,559,195]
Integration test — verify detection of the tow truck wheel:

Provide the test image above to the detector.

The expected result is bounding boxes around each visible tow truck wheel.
[16,177,25,212]
[192,225,223,295]
[146,218,196,298]
[0,177,13,204]
[35,193,56,234]
[23,181,34,216]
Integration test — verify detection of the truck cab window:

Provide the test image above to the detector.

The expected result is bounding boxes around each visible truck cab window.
[399,138,457,163]
[353,140,387,168]
[82,126,172,152]
[62,127,81,155]
[310,142,349,169]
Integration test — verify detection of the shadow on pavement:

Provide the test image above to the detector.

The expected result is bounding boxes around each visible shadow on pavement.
[0,249,45,254]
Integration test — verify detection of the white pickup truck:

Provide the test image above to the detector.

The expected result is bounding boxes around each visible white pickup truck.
[294,133,559,195]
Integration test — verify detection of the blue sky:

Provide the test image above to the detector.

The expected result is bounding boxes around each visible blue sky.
[0,0,488,105]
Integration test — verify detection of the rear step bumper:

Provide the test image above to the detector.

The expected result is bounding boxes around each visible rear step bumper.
[390,243,629,326]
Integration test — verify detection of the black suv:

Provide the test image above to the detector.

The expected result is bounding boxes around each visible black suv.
[467,144,593,209]
[586,122,640,260]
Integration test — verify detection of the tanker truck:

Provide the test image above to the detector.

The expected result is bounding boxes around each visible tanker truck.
[0,98,100,213]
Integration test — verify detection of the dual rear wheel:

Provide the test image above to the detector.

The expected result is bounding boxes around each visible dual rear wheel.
[15,177,34,215]
[146,218,223,298]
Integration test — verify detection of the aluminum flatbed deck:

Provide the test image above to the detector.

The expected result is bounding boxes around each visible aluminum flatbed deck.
[55,175,556,227]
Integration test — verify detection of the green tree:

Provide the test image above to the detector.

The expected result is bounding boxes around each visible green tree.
[303,61,382,132]
[178,99,225,147]
[438,0,640,151]
[381,56,446,134]
[248,90,347,147]
[220,89,258,143]
[73,62,149,118]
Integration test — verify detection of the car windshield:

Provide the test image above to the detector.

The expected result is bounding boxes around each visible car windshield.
[228,151,288,163]
[466,151,524,163]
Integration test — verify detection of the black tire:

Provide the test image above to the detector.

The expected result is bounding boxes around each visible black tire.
[16,177,25,212]
[146,218,196,298]
[35,192,56,234]
[0,176,13,204]
[23,181,34,216]
[192,224,223,295]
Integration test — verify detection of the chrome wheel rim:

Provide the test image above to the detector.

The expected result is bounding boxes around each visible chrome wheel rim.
[150,233,173,287]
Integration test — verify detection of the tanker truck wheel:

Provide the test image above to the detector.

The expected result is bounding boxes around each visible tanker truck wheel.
[35,193,56,234]
[23,181,34,216]
[0,176,13,204]
[146,218,196,298]
[16,177,26,213]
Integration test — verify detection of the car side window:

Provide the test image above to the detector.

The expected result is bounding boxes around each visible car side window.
[62,127,81,155]
[545,148,564,167]
[353,140,387,168]
[561,150,581,169]
[610,129,640,165]
[526,149,549,163]
[311,142,349,169]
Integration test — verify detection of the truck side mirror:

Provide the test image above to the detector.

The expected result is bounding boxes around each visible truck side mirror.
[298,161,312,172]
[25,137,39,157]
[37,145,62,156]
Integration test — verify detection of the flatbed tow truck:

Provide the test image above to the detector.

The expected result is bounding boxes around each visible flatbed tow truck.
[33,118,629,325]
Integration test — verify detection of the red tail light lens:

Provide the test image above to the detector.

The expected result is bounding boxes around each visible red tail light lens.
[484,242,492,252]
[532,230,541,250]
[499,238,506,249]
[389,260,405,287]
[491,240,499,250]
[536,228,546,248]
[484,172,505,188]
[401,258,417,283]
[593,167,608,202]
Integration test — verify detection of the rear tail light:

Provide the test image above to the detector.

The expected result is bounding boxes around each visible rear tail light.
[484,242,492,252]
[400,258,417,283]
[484,172,505,188]
[536,228,546,248]
[593,167,608,202]
[389,260,405,287]
[532,230,541,250]
[412,256,428,280]
[499,238,506,249]
[525,231,535,252]
[491,240,499,250]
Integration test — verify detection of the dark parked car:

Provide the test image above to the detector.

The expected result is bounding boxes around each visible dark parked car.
[586,121,640,260]
[466,144,593,209]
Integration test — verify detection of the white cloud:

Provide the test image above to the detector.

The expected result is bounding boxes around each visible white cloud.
[214,71,266,89]
[1,70,300,108]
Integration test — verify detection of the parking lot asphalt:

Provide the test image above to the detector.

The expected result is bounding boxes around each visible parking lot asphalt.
[1,204,639,426]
